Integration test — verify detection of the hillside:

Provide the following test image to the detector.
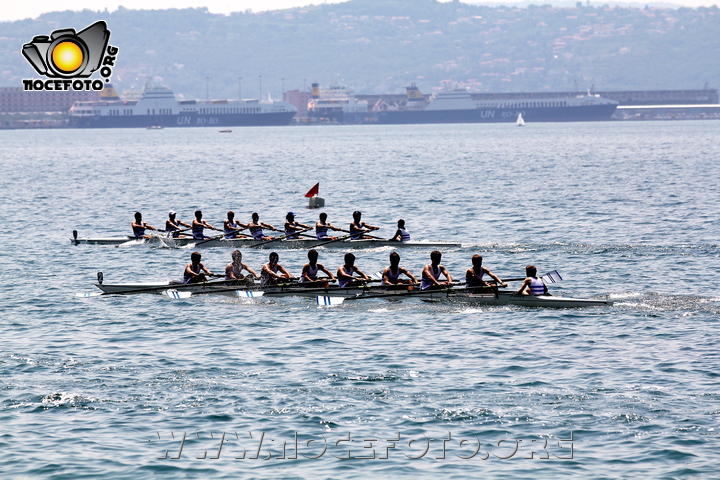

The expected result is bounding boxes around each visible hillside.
[1,0,718,100]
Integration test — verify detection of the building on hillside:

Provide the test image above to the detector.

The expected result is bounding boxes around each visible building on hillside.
[0,87,100,113]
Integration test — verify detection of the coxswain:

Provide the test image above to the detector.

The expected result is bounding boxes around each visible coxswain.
[382,252,418,285]
[284,212,312,240]
[224,211,249,239]
[516,265,550,296]
[260,252,295,287]
[420,250,453,290]
[389,219,411,242]
[315,212,342,241]
[165,211,191,238]
[349,211,379,240]
[132,212,156,238]
[300,249,336,285]
[465,254,507,292]
[336,253,370,287]
[248,213,277,241]
[192,210,220,240]
[184,251,213,284]
[225,250,258,285]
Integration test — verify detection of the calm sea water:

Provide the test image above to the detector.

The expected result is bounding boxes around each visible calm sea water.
[1,121,719,478]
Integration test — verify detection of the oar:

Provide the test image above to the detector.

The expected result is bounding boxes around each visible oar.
[541,270,563,283]
[312,233,354,248]
[338,228,383,240]
[180,230,226,249]
[161,227,193,237]
[316,284,458,306]
[164,288,265,299]
[249,227,313,248]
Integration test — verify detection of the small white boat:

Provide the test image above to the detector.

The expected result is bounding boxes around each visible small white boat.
[516,113,525,126]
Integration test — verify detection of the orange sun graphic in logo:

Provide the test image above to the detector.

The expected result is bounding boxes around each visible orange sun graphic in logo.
[52,41,84,73]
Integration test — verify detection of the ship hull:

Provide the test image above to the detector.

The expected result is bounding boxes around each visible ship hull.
[70,111,296,128]
[377,104,617,124]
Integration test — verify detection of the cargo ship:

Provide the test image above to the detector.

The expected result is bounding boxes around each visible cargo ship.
[69,84,297,128]
[307,83,369,124]
[376,85,618,124]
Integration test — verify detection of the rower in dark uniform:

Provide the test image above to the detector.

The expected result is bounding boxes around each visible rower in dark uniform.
[132,212,156,239]
[165,211,190,238]
[248,213,278,241]
[192,210,220,240]
[420,250,453,290]
[300,249,335,285]
[381,252,418,286]
[465,254,507,292]
[223,211,249,239]
[284,212,312,240]
[349,211,379,240]
[184,251,213,284]
[315,212,342,241]
[260,252,295,287]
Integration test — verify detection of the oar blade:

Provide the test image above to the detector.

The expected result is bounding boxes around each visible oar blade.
[164,289,193,299]
[236,290,264,298]
[316,295,345,306]
[542,270,563,283]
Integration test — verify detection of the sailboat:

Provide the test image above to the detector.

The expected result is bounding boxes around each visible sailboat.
[516,113,525,126]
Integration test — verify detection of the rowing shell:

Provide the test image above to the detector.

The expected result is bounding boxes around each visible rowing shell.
[94,278,393,296]
[93,279,612,307]
[319,290,613,308]
[444,291,612,308]
[71,235,461,249]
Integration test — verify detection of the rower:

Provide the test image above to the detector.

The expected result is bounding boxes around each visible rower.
[420,250,453,290]
[349,211,379,240]
[465,254,507,292]
[300,249,335,285]
[382,252,418,285]
[316,212,342,241]
[224,211,249,239]
[260,252,295,287]
[389,219,411,242]
[165,211,190,238]
[248,213,277,241]
[184,251,213,284]
[516,265,550,296]
[337,253,370,287]
[192,210,220,240]
[132,212,156,238]
[284,212,312,240]
[225,250,258,285]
